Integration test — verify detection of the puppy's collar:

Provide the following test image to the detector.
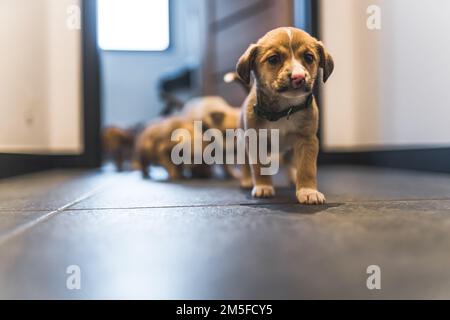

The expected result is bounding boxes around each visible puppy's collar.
[253,94,313,122]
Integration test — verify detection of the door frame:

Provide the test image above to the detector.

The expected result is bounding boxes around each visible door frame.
[0,0,101,179]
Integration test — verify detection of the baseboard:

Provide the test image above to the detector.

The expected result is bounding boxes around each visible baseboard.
[319,148,450,173]
[0,154,53,179]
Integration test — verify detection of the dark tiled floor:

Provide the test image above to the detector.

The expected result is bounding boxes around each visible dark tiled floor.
[1,166,450,299]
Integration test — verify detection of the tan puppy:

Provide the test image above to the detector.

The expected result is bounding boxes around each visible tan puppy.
[136,116,209,180]
[236,27,334,205]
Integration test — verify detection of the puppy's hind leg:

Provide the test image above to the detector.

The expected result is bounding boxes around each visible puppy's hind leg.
[139,154,150,179]
[223,164,240,180]
[287,165,297,186]
[113,149,125,172]
[282,150,296,186]
[239,159,253,189]
[137,140,152,179]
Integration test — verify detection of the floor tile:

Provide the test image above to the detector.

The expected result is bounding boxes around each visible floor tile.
[1,200,450,299]
[0,170,113,211]
[320,166,450,201]
[0,211,50,238]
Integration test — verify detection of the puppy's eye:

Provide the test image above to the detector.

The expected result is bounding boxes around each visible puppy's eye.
[267,55,280,65]
[304,53,314,64]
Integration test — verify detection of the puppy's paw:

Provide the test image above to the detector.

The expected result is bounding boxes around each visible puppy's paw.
[252,185,275,198]
[296,188,326,205]
[240,177,253,189]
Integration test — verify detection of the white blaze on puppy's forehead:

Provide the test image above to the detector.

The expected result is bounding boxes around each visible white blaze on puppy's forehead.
[284,28,305,72]
[284,27,294,53]
[284,27,293,42]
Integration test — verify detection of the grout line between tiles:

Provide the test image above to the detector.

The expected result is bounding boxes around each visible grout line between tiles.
[0,182,110,247]
[67,203,296,211]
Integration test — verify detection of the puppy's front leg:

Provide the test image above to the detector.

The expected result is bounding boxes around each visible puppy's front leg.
[294,136,326,205]
[245,123,274,197]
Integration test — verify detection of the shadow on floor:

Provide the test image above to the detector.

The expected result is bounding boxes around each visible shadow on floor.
[243,202,342,214]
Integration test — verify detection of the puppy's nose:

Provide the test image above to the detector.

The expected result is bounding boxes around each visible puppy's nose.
[291,71,306,88]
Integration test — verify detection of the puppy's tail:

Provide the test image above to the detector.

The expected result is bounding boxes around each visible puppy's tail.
[224,72,251,94]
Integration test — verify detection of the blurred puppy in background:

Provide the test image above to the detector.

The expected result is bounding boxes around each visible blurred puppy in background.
[135,73,245,181]
[102,126,137,171]
[182,96,241,179]
[136,116,210,180]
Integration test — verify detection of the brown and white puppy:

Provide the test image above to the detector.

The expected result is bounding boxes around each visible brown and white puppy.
[136,116,210,180]
[237,27,334,205]
[182,96,241,179]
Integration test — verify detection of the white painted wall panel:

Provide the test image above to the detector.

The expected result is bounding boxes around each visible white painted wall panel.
[321,0,450,150]
[0,0,83,154]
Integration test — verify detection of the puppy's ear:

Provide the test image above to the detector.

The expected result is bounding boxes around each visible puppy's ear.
[236,44,258,85]
[316,41,334,83]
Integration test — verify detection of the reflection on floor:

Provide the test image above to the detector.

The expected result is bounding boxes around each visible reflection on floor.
[1,165,450,299]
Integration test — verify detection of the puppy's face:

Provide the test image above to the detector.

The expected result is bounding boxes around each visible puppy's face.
[237,27,334,100]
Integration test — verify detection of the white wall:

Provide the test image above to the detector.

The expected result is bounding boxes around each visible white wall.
[0,0,82,154]
[321,0,450,151]
[46,0,83,153]
[101,0,207,127]
[0,0,49,153]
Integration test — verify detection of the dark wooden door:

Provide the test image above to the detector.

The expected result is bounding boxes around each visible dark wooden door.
[201,0,294,107]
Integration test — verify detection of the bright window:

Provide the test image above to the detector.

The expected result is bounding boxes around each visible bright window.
[97,0,170,51]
